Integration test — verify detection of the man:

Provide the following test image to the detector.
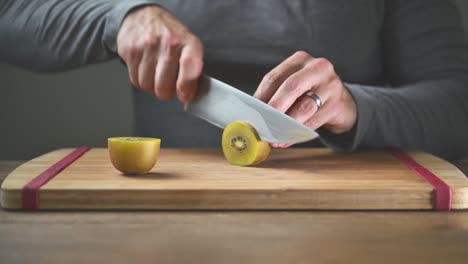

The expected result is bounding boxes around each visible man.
[1,0,468,160]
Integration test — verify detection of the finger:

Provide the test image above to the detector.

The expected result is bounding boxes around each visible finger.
[125,48,143,89]
[286,85,331,123]
[154,33,183,100]
[303,100,339,131]
[286,95,319,123]
[270,143,293,148]
[137,48,157,93]
[254,51,309,102]
[268,65,330,113]
[278,143,293,148]
[177,35,204,103]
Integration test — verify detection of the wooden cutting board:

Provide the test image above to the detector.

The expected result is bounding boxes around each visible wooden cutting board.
[2,148,468,210]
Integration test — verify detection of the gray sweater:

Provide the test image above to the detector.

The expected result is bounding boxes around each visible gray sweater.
[1,0,468,160]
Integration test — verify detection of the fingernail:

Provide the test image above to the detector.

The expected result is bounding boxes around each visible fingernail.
[185,92,195,102]
[178,90,188,101]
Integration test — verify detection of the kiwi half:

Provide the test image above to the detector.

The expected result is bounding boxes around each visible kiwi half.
[108,137,161,174]
[222,121,271,166]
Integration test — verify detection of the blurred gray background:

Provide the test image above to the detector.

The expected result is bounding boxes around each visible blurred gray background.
[1,1,468,160]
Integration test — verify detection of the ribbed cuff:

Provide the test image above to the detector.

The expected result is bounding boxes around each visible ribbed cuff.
[319,83,376,152]
[103,0,160,53]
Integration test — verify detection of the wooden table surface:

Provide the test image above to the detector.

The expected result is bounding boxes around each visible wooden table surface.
[1,160,468,264]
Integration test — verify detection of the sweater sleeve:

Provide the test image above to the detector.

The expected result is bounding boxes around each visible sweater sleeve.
[0,0,158,72]
[319,0,468,160]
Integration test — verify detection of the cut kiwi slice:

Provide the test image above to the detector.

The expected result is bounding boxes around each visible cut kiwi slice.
[222,121,271,166]
[108,137,161,174]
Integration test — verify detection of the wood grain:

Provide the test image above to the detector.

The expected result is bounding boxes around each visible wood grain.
[1,148,467,210]
[1,161,468,264]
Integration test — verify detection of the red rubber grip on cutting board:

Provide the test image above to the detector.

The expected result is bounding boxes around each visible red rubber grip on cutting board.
[21,147,91,210]
[390,149,452,211]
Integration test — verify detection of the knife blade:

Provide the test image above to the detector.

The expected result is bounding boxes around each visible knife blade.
[184,76,319,144]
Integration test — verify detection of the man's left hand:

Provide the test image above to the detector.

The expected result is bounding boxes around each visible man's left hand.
[254,51,358,148]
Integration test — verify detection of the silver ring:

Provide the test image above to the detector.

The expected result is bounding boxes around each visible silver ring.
[305,92,323,110]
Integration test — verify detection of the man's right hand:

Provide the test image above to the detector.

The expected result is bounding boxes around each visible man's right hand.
[117,6,204,103]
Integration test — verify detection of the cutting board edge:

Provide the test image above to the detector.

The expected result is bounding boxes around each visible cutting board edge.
[2,186,468,210]
[0,188,446,210]
[452,187,468,209]
[2,148,468,211]
[0,189,20,209]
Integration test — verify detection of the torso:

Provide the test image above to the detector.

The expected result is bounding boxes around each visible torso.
[134,0,386,147]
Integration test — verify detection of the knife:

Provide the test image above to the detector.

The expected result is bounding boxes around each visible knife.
[184,75,319,144]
